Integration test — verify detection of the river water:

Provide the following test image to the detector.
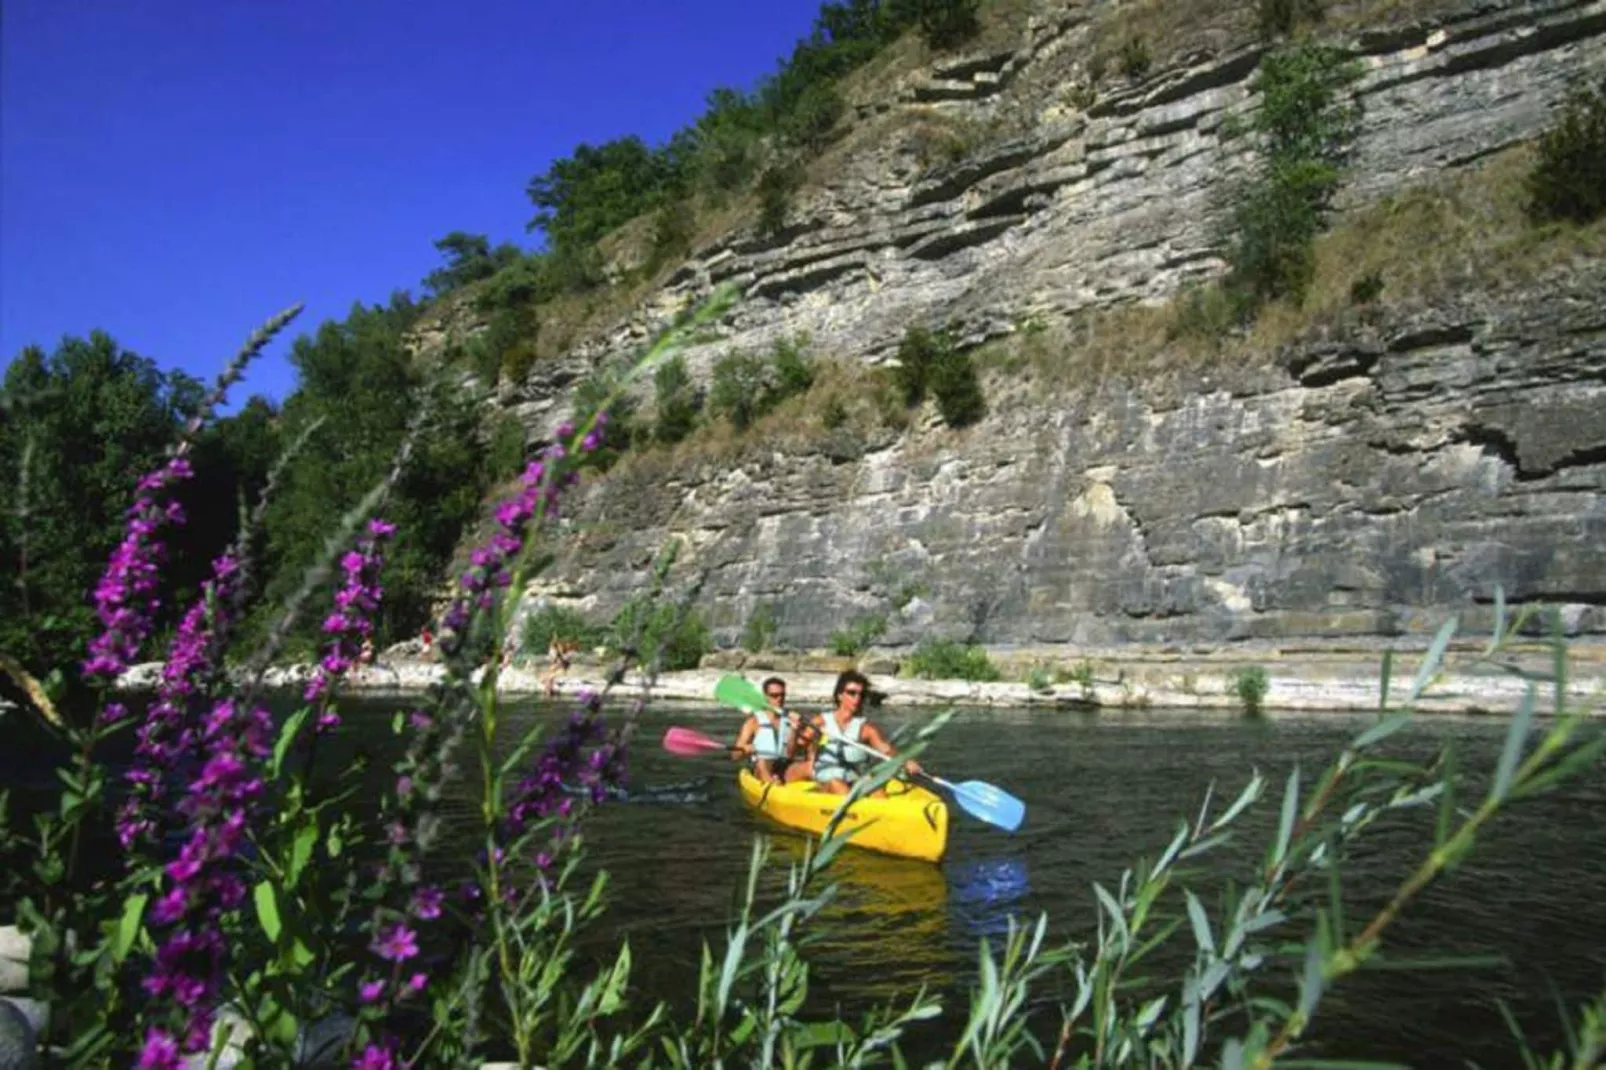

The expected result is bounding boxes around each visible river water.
[352,696,1606,1069]
[6,695,1604,1067]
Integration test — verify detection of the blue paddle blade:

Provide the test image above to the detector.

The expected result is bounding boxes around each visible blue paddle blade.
[947,779,1026,832]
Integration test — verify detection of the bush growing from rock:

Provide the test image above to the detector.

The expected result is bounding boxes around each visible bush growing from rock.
[1526,72,1606,225]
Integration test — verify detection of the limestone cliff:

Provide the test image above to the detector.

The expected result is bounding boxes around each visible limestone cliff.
[471,0,1606,652]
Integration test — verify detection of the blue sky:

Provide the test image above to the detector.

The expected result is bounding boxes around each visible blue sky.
[1,0,823,405]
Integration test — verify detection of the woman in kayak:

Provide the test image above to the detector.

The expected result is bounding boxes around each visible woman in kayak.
[808,670,921,796]
[733,676,807,784]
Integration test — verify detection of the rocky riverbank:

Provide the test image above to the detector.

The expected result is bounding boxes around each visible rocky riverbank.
[115,636,1606,716]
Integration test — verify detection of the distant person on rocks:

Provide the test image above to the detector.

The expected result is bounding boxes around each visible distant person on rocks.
[807,670,920,797]
[733,676,808,785]
[543,638,578,698]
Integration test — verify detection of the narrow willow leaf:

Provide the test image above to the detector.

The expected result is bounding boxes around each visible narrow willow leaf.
[1297,941,1325,1018]
[1222,1037,1247,1070]
[1487,584,1507,654]
[1277,1061,1412,1069]
[271,707,310,779]
[1406,617,1458,704]
[1093,882,1129,948]
[113,892,148,963]
[1435,747,1459,846]
[288,820,318,889]
[1274,766,1301,868]
[1490,684,1536,802]
[1156,820,1190,875]
[1377,648,1393,711]
[253,881,282,943]
[1210,771,1265,833]
[1183,986,1201,1066]
[1179,832,1234,861]
[1353,713,1411,750]
[1513,734,1606,799]
[1359,953,1509,971]
[1185,891,1215,955]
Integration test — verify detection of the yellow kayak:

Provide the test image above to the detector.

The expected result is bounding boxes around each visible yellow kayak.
[737,769,950,863]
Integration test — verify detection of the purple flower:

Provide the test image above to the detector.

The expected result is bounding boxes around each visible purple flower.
[372,924,419,963]
[359,979,385,1003]
[304,518,395,723]
[410,885,443,920]
[352,1044,400,1070]
[114,551,241,849]
[84,456,195,682]
[137,1028,182,1070]
[136,700,272,1053]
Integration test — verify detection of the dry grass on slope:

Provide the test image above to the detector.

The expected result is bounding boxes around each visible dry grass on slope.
[979,141,1606,389]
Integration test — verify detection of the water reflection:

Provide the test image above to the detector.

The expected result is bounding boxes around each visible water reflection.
[759,833,957,1004]
[946,855,1031,940]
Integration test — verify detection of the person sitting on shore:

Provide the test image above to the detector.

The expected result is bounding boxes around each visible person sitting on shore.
[732,676,806,785]
[542,637,578,698]
[808,670,921,797]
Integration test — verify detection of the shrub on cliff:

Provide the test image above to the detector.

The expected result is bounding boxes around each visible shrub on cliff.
[894,0,981,50]
[1222,38,1362,316]
[1526,72,1606,225]
[894,325,986,428]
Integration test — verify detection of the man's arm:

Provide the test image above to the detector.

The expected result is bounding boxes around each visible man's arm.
[733,716,758,758]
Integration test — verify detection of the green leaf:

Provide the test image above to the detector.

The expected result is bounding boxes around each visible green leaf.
[1210,771,1265,833]
[113,892,147,963]
[1274,765,1300,868]
[1352,713,1411,750]
[1490,684,1536,802]
[326,819,345,858]
[288,820,318,889]
[792,1021,857,1049]
[1377,648,1393,711]
[253,881,282,943]
[1184,891,1215,956]
[1406,617,1458,704]
[272,707,310,779]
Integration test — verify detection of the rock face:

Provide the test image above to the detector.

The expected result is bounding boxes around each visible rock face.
[496,0,1606,649]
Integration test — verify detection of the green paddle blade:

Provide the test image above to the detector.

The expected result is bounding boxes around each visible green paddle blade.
[714,673,770,713]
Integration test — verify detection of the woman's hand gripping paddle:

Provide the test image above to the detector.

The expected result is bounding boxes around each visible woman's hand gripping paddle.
[709,673,1027,833]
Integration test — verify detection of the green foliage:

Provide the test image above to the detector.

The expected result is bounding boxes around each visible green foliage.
[893,325,986,428]
[610,598,712,671]
[757,164,800,239]
[904,638,1002,681]
[1526,72,1606,225]
[1222,39,1363,316]
[254,295,500,648]
[741,603,778,653]
[828,611,887,656]
[707,336,816,431]
[524,603,608,653]
[1258,0,1324,40]
[652,355,704,445]
[526,136,678,254]
[1233,664,1271,716]
[1119,36,1151,80]
[708,352,772,431]
[423,231,523,297]
[896,0,981,50]
[0,332,266,679]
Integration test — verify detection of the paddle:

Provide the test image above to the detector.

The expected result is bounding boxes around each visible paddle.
[662,725,741,759]
[710,674,1027,833]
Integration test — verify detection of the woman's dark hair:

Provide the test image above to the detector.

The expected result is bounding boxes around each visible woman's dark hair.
[832,669,870,702]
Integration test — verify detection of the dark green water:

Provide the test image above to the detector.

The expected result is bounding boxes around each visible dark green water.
[369,698,1606,1068]
[6,697,1604,1067]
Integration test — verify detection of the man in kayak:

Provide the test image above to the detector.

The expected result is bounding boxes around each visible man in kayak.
[808,670,922,797]
[732,676,807,784]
